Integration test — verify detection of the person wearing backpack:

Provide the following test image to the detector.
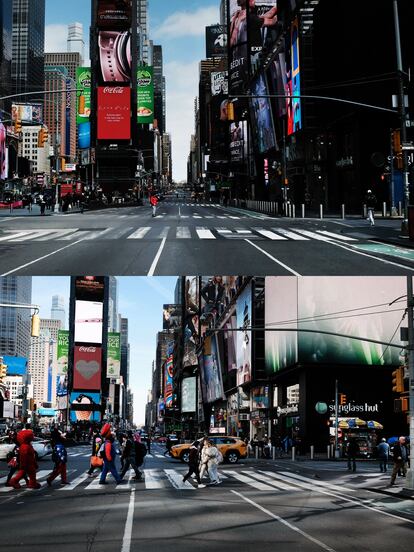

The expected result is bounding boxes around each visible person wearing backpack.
[120,431,141,480]
[133,433,147,480]
[99,423,123,485]
[46,430,69,486]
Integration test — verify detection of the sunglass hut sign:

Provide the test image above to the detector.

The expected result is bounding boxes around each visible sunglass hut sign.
[329,402,381,415]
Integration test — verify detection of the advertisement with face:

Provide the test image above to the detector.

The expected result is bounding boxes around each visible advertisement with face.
[228,0,249,95]
[265,276,298,374]
[97,86,131,140]
[137,66,154,123]
[11,104,43,124]
[252,386,269,408]
[211,72,229,97]
[73,345,102,390]
[107,332,121,378]
[251,72,277,153]
[98,30,131,83]
[181,377,197,413]
[70,391,101,422]
[56,375,68,398]
[290,17,302,134]
[199,336,225,404]
[57,330,69,375]
[163,304,181,331]
[74,301,103,344]
[164,343,175,409]
[224,315,237,372]
[206,25,227,58]
[96,0,132,29]
[230,121,248,163]
[249,1,279,70]
[236,284,252,386]
[0,121,7,180]
[76,68,91,125]
[183,277,199,368]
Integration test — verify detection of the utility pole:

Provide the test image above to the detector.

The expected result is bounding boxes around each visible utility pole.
[334,379,339,458]
[393,0,410,234]
[406,276,414,489]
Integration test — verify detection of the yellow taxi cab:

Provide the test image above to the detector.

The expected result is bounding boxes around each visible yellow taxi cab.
[170,436,247,464]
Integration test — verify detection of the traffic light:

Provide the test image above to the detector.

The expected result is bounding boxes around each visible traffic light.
[31,313,40,337]
[227,102,235,121]
[61,158,66,172]
[37,129,44,147]
[29,399,36,412]
[392,366,404,393]
[14,119,22,134]
[339,393,347,405]
[0,360,7,379]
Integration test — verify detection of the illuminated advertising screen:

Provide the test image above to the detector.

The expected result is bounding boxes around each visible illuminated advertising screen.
[265,276,405,374]
[73,345,102,390]
[249,2,279,71]
[230,120,248,163]
[65,79,72,157]
[57,330,69,375]
[183,276,199,368]
[78,122,91,149]
[0,121,7,180]
[211,71,228,96]
[290,17,302,134]
[251,72,277,153]
[70,391,101,422]
[107,332,121,378]
[206,25,227,58]
[268,51,287,118]
[11,103,43,124]
[97,30,131,83]
[236,283,252,386]
[137,66,154,123]
[163,304,181,331]
[76,67,91,125]
[75,276,105,302]
[164,343,176,409]
[74,300,103,344]
[199,336,225,404]
[97,86,131,140]
[252,386,269,409]
[96,0,132,28]
[181,377,197,413]
[224,315,237,372]
[227,0,249,95]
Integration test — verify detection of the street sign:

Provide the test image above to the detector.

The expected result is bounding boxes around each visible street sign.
[402,142,414,151]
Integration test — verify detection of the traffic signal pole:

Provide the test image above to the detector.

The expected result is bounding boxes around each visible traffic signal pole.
[406,276,414,489]
[334,379,339,458]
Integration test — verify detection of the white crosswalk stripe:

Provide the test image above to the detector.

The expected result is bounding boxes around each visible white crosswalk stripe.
[196,227,215,239]
[164,469,195,490]
[176,227,191,239]
[271,227,309,240]
[316,230,357,242]
[127,227,151,239]
[225,470,275,491]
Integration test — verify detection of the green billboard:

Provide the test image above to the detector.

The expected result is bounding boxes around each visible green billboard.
[57,330,69,374]
[76,67,91,125]
[137,66,154,124]
[107,332,121,378]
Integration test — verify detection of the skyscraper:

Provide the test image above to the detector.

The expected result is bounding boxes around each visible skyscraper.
[67,22,84,63]
[0,0,13,111]
[108,277,118,332]
[12,0,45,98]
[0,276,32,358]
[153,45,165,134]
[137,0,149,63]
[28,331,51,405]
[51,295,66,329]
[45,52,81,82]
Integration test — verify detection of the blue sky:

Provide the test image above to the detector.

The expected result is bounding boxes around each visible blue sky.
[33,276,178,425]
[45,0,220,180]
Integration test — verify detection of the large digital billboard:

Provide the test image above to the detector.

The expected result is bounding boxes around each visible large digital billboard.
[96,0,132,29]
[206,25,227,58]
[75,276,105,302]
[224,315,237,372]
[73,345,102,390]
[57,330,69,375]
[249,2,280,68]
[163,304,181,331]
[11,104,43,124]
[199,336,225,404]
[0,122,7,180]
[76,68,91,125]
[181,377,197,413]
[97,86,131,140]
[251,72,277,153]
[290,17,302,134]
[230,120,248,163]
[211,71,228,97]
[74,300,103,344]
[107,332,121,378]
[164,342,176,409]
[265,276,406,374]
[97,30,131,83]
[183,277,200,368]
[236,283,252,386]
[227,0,249,95]
[137,66,154,123]
[70,391,101,422]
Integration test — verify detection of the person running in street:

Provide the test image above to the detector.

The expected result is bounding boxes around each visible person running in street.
[183,441,205,488]
[365,189,376,226]
[99,424,122,485]
[133,433,147,480]
[377,438,390,473]
[389,436,408,486]
[120,431,141,480]
[346,438,359,472]
[9,429,41,489]
[150,194,158,217]
[46,430,69,486]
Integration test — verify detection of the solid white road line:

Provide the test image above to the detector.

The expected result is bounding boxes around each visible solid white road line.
[143,469,165,489]
[292,228,336,242]
[176,227,191,239]
[244,240,301,276]
[36,229,80,241]
[231,490,337,552]
[225,470,275,491]
[121,489,135,552]
[271,227,309,240]
[147,237,167,276]
[253,228,287,240]
[195,227,216,239]
[164,469,195,490]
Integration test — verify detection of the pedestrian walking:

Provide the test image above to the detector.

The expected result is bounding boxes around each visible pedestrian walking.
[365,189,376,226]
[150,194,158,217]
[46,431,69,486]
[346,438,359,472]
[133,433,147,480]
[9,429,41,489]
[199,438,210,480]
[377,438,390,473]
[164,435,172,457]
[146,435,151,454]
[39,195,46,216]
[389,436,408,486]
[183,441,205,488]
[5,431,28,486]
[203,440,223,485]
[99,424,122,485]
[120,431,141,480]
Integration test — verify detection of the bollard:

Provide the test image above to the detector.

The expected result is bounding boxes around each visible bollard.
[363,204,367,219]
[310,445,314,460]
[272,446,276,461]
[291,446,296,462]
[319,204,323,219]
[276,202,279,216]
[382,202,387,217]
[327,445,331,459]
[399,201,402,216]
[341,204,345,220]
[255,446,259,460]
[292,204,296,218]
[289,203,292,218]
[301,203,305,218]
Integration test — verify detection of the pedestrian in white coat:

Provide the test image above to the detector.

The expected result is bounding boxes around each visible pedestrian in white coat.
[200,440,222,485]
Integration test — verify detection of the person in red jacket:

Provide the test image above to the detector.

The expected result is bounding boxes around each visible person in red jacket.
[9,429,41,489]
[150,194,158,217]
[99,423,122,485]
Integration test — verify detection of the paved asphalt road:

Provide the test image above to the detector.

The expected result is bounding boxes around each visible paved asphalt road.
[1,200,414,275]
[0,442,413,551]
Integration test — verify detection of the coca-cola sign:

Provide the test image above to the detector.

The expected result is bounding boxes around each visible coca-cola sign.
[97,86,131,140]
[79,346,97,353]
[73,345,102,391]
[103,87,125,94]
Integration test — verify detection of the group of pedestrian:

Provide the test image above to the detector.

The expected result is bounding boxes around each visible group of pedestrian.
[182,438,223,488]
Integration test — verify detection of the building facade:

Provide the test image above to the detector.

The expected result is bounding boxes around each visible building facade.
[28,332,51,405]
[0,0,13,112]
[18,124,51,175]
[51,294,66,329]
[67,22,84,63]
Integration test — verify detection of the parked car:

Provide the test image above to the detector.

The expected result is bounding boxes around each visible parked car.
[170,436,248,464]
[0,435,52,461]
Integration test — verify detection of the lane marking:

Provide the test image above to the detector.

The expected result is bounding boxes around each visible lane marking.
[244,471,299,491]
[143,469,164,489]
[57,472,90,491]
[176,227,191,239]
[164,469,195,490]
[317,230,357,241]
[147,237,166,276]
[271,227,309,240]
[196,227,216,239]
[278,471,354,492]
[226,470,274,491]
[0,231,33,242]
[121,489,135,552]
[231,490,337,552]
[253,228,287,240]
[127,227,151,239]
[245,239,301,276]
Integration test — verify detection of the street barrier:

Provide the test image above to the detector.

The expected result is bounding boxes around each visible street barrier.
[292,204,296,218]
[382,202,387,217]
[363,204,367,218]
[255,446,259,460]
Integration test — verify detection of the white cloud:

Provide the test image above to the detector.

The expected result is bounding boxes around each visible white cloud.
[45,24,68,52]
[152,6,219,40]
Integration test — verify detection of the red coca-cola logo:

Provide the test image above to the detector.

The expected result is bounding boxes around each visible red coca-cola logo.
[103,87,125,94]
[79,346,97,353]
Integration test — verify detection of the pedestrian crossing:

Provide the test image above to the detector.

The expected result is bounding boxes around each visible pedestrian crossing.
[0,467,363,495]
[87,213,260,221]
[0,226,357,243]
